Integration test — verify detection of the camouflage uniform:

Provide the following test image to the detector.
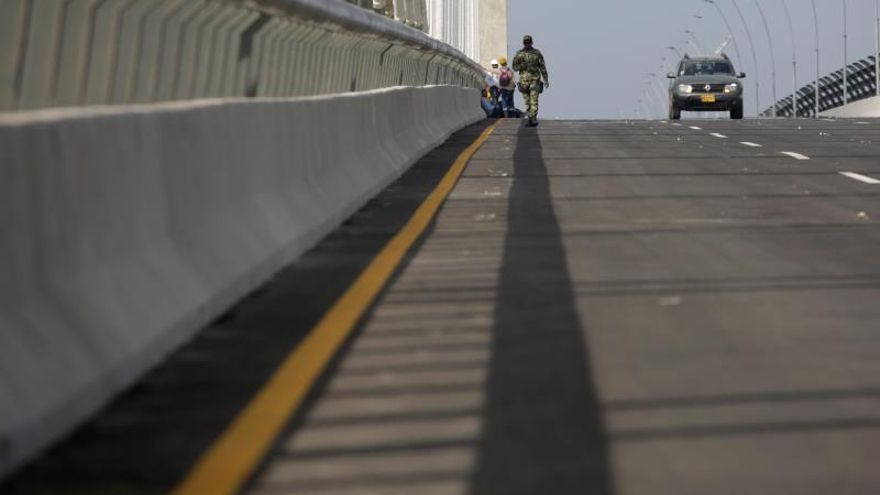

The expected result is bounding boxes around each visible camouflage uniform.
[512,39,549,123]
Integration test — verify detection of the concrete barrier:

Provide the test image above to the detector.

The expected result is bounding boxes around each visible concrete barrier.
[0,85,483,477]
[820,95,880,118]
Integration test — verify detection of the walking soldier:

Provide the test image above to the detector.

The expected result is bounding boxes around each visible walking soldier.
[512,35,549,127]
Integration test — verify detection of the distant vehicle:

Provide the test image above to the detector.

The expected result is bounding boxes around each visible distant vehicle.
[667,54,745,120]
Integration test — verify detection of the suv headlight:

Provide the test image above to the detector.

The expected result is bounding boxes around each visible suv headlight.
[678,84,693,94]
[724,83,739,94]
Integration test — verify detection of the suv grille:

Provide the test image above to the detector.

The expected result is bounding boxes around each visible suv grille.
[693,83,726,93]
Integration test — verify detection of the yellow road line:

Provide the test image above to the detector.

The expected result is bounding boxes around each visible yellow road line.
[169,120,499,495]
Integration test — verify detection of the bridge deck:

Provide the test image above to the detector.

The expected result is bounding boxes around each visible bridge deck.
[6,118,880,494]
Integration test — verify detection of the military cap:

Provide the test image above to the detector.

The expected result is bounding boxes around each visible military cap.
[523,35,533,44]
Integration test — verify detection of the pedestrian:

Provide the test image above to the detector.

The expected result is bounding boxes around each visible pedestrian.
[497,56,516,117]
[481,86,501,117]
[488,58,502,80]
[486,59,501,105]
[512,35,549,127]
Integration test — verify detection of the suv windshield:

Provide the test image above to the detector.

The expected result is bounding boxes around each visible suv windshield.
[681,61,733,76]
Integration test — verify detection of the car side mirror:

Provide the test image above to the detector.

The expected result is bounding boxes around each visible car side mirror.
[738,72,746,78]
[666,72,676,79]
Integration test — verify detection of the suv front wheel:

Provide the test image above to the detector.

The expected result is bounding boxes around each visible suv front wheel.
[669,102,681,120]
[730,103,743,119]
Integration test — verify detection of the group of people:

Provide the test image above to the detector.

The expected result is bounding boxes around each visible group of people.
[482,35,550,127]
[483,57,517,118]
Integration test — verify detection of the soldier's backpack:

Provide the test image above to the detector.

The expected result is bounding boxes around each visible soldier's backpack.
[499,68,513,87]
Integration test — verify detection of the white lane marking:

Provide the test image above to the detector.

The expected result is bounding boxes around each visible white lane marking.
[780,151,810,160]
[740,141,763,147]
[671,123,683,127]
[855,121,871,125]
[710,133,728,138]
[689,126,702,130]
[658,296,683,306]
[659,120,669,124]
[839,171,880,184]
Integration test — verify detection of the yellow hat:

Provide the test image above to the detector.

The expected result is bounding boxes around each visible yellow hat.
[498,56,508,65]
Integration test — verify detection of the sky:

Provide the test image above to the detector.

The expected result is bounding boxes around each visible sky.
[506,0,880,119]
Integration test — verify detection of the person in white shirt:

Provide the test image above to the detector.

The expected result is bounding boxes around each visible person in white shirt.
[486,59,502,104]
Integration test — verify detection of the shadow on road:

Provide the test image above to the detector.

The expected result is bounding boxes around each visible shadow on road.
[469,123,615,495]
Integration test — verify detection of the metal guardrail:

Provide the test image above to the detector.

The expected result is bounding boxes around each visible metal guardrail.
[763,55,878,117]
[0,0,481,111]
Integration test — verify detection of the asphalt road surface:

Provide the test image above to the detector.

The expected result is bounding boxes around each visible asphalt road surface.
[6,118,880,495]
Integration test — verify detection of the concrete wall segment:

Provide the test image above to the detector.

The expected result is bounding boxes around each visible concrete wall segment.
[820,95,880,117]
[0,86,483,479]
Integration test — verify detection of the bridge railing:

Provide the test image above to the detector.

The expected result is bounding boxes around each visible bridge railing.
[763,55,878,117]
[0,0,482,112]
